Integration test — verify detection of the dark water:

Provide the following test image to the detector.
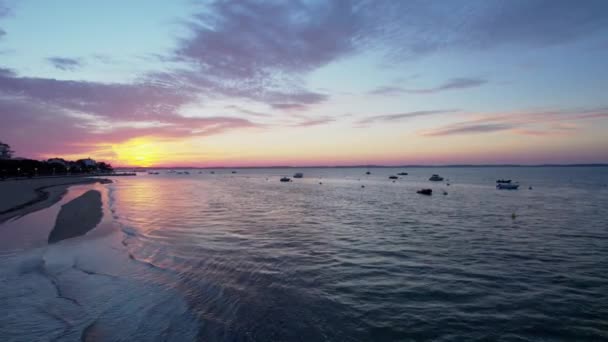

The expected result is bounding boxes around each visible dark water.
[2,167,608,341]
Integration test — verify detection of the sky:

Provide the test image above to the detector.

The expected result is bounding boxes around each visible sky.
[0,0,607,167]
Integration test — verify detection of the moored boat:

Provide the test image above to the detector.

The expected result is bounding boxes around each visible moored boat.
[280,177,291,182]
[397,172,408,175]
[293,172,303,178]
[429,174,444,181]
[389,175,398,180]
[496,179,512,183]
[417,189,432,195]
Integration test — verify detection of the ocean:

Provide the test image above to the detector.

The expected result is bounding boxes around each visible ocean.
[1,167,607,341]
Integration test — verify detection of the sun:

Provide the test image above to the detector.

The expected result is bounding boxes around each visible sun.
[112,138,161,167]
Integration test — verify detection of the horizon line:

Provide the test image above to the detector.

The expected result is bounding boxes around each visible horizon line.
[115,163,608,169]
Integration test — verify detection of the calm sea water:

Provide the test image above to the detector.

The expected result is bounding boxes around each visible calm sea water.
[1,167,608,341]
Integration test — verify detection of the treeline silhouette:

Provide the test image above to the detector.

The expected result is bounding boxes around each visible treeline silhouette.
[0,158,113,179]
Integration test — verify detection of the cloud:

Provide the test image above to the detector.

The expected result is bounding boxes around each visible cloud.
[47,57,83,71]
[369,78,487,96]
[360,1,608,59]
[420,107,608,136]
[292,116,334,127]
[170,0,362,108]
[0,69,259,157]
[357,109,458,125]
[405,78,487,94]
[422,123,515,136]
[224,105,270,118]
[271,103,308,111]
[368,86,405,96]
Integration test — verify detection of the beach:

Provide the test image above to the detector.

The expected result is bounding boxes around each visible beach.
[0,177,199,341]
[0,177,111,223]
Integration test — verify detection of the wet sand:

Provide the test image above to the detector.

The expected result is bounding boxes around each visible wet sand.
[0,177,111,223]
[48,190,104,244]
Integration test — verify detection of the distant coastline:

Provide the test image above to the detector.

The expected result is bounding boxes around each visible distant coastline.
[118,164,608,170]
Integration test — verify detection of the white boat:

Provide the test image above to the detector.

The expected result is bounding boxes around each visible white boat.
[429,174,444,181]
[497,183,519,190]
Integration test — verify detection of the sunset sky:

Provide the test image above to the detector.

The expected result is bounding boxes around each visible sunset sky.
[1,0,607,167]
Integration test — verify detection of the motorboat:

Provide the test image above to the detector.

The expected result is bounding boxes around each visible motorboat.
[280,177,291,182]
[293,172,303,178]
[232,171,237,174]
[429,174,444,181]
[365,171,371,175]
[417,189,432,195]
[496,179,512,183]
[497,183,519,190]
[210,171,215,174]
[397,172,408,175]
[389,175,398,180]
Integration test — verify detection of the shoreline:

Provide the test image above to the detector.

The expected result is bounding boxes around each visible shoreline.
[0,177,112,223]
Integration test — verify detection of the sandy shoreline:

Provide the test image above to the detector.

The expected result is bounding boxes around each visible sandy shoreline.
[0,177,112,223]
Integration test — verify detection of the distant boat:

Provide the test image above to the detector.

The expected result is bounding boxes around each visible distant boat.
[293,172,303,178]
[397,172,408,176]
[280,177,291,182]
[496,179,512,183]
[389,175,398,180]
[497,183,519,190]
[417,189,432,195]
[210,171,215,174]
[232,171,237,174]
[183,171,190,175]
[365,171,371,175]
[429,174,444,181]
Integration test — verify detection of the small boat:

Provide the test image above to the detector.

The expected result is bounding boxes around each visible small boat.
[280,177,291,182]
[232,171,237,174]
[496,179,512,184]
[417,189,432,195]
[183,171,190,175]
[365,171,371,175]
[210,171,215,174]
[497,183,519,190]
[429,174,444,181]
[293,172,303,178]
[389,175,398,180]
[397,172,408,176]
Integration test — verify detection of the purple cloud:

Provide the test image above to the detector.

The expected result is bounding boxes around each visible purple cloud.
[0,69,259,157]
[405,78,487,94]
[271,103,308,111]
[292,116,334,127]
[47,57,83,71]
[357,109,458,125]
[422,123,515,136]
[360,1,608,59]
[421,107,608,136]
[171,0,362,108]
[368,78,487,96]
[368,86,405,96]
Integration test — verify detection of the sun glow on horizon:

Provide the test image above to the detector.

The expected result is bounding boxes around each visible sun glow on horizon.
[111,138,164,167]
